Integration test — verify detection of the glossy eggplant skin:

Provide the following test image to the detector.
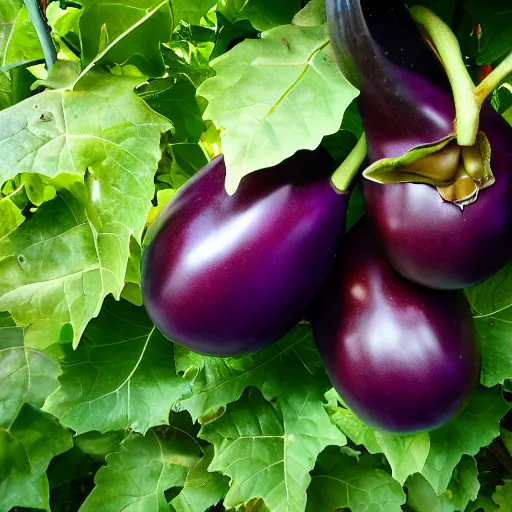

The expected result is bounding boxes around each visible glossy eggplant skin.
[364,105,512,290]
[327,0,512,289]
[142,151,347,356]
[312,221,480,433]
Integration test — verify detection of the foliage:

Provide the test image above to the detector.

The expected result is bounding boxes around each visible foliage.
[0,0,512,511]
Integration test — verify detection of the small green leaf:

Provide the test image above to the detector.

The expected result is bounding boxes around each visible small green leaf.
[0,0,43,70]
[406,456,480,512]
[200,387,346,512]
[421,386,509,494]
[292,0,326,27]
[236,0,301,32]
[79,0,173,77]
[493,480,512,512]
[170,446,229,512]
[172,0,217,25]
[307,448,406,512]
[0,404,73,512]
[467,262,512,387]
[0,312,60,427]
[0,195,24,238]
[198,23,358,194]
[44,298,189,435]
[79,428,201,512]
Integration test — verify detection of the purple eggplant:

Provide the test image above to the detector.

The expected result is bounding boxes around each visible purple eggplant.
[326,0,512,289]
[311,220,480,433]
[142,151,347,356]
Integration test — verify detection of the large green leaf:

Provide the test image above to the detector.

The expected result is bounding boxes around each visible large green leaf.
[200,387,346,512]
[329,386,509,495]
[78,0,173,77]
[306,448,406,512]
[0,312,60,428]
[0,70,170,346]
[229,0,301,32]
[406,456,480,512]
[198,23,358,194]
[44,298,189,435]
[175,324,325,422]
[79,428,201,512]
[170,446,229,512]
[0,404,73,512]
[466,262,512,387]
[0,0,43,70]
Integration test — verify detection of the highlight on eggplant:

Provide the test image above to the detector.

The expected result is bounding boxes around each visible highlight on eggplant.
[141,148,349,356]
[326,0,512,289]
[311,220,480,433]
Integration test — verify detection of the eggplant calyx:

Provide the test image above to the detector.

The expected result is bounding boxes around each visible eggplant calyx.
[363,132,494,207]
[331,133,368,193]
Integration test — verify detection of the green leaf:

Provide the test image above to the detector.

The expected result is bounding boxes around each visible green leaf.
[421,387,509,494]
[200,387,346,512]
[0,65,34,110]
[0,404,73,512]
[139,75,205,143]
[170,446,229,512]
[0,0,43,70]
[79,427,201,512]
[198,23,359,194]
[0,71,170,346]
[466,262,512,387]
[306,448,406,512]
[493,480,512,512]
[406,456,480,512]
[79,0,173,77]
[74,430,126,462]
[0,312,60,427]
[175,324,325,422]
[44,298,189,435]
[172,0,218,25]
[0,195,24,238]
[236,0,301,32]
[292,0,326,27]
[329,386,509,494]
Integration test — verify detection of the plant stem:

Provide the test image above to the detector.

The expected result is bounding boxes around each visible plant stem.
[331,133,367,193]
[475,51,512,106]
[409,5,479,146]
[23,0,56,70]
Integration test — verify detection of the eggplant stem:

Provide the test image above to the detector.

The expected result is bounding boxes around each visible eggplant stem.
[474,51,512,106]
[331,133,367,193]
[409,5,479,147]
[23,0,56,70]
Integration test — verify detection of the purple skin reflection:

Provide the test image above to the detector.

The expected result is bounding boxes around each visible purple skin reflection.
[312,221,480,433]
[142,151,348,356]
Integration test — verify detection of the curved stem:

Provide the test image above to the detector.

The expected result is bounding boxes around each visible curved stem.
[23,0,56,70]
[331,133,367,193]
[409,5,479,146]
[475,51,512,106]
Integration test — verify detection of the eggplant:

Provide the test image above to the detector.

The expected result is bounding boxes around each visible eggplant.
[311,220,480,433]
[326,0,512,289]
[142,150,347,356]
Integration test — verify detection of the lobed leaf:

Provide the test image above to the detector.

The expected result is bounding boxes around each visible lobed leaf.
[200,387,346,512]
[198,23,358,194]
[44,297,189,435]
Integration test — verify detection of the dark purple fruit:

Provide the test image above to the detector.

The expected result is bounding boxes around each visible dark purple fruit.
[142,151,348,356]
[326,0,512,289]
[312,220,480,433]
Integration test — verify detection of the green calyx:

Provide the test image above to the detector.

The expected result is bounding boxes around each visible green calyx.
[363,133,494,208]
